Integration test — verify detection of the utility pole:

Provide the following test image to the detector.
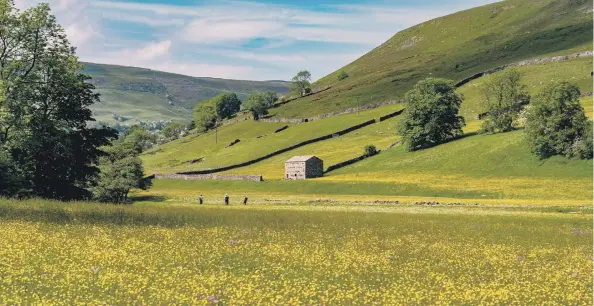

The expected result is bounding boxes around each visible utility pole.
[357,96,360,116]
[215,120,218,144]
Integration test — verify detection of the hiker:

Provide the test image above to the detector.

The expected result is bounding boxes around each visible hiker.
[224,193,229,205]
[198,194,203,205]
[243,195,248,205]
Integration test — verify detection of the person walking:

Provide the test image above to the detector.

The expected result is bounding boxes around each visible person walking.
[243,195,248,205]
[224,193,229,205]
[198,194,203,205]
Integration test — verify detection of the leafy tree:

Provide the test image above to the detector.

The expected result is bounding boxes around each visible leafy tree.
[291,70,312,96]
[571,121,593,159]
[525,82,591,159]
[193,104,217,132]
[0,150,23,197]
[93,142,151,203]
[121,125,156,154]
[262,91,279,107]
[338,70,349,81]
[364,144,378,157]
[244,93,268,120]
[0,1,117,199]
[480,69,529,133]
[215,92,241,119]
[398,78,465,151]
[162,121,185,140]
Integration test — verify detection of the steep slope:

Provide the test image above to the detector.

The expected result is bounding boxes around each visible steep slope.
[270,0,592,118]
[83,63,291,125]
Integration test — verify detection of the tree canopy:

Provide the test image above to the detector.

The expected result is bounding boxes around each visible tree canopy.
[262,91,279,107]
[525,82,591,159]
[215,92,241,119]
[193,103,218,133]
[244,93,269,120]
[481,69,529,133]
[291,70,312,97]
[398,78,465,151]
[0,1,117,199]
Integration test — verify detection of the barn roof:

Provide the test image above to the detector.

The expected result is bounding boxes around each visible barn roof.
[286,155,319,162]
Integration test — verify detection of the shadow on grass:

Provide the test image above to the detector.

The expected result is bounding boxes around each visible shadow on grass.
[129,195,166,203]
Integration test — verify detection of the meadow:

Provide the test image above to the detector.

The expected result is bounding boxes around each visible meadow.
[0,199,591,305]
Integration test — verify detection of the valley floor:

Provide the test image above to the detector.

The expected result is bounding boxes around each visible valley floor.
[0,199,591,304]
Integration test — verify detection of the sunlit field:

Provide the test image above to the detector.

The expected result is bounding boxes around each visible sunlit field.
[0,199,591,305]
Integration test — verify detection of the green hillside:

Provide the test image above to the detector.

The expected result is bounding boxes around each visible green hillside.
[269,0,592,118]
[83,63,291,124]
[142,0,593,205]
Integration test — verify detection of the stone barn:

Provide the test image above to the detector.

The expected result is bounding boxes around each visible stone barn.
[285,156,324,180]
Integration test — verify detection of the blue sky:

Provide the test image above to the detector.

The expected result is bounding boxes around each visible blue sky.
[15,0,496,81]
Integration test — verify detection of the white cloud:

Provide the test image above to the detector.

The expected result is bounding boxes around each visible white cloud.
[183,20,283,44]
[12,0,501,80]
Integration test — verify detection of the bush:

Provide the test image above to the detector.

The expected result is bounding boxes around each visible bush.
[93,143,151,203]
[525,81,590,159]
[398,78,465,151]
[364,145,378,157]
[338,70,349,81]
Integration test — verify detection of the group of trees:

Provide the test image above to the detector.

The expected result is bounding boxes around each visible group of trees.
[0,1,151,202]
[193,93,241,132]
[398,70,592,160]
[193,91,280,131]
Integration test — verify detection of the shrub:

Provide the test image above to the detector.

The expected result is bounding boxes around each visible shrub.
[525,81,590,159]
[338,70,349,81]
[398,78,465,151]
[364,145,378,157]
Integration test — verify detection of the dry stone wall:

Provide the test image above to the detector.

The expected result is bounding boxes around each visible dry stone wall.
[154,173,263,182]
[178,119,378,175]
[259,99,404,123]
[455,51,593,88]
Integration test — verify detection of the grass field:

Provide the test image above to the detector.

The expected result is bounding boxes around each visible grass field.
[0,199,591,304]
[142,104,403,174]
[458,56,593,121]
[269,0,592,119]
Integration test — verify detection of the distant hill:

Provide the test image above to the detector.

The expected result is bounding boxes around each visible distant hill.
[82,63,291,125]
[270,0,592,118]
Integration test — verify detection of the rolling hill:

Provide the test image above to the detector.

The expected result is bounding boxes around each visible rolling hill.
[141,0,593,205]
[83,63,291,125]
[269,0,592,118]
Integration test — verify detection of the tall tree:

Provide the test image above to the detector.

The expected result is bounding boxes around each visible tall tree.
[244,93,268,120]
[398,78,465,151]
[0,1,117,199]
[291,70,312,97]
[525,81,591,159]
[481,69,529,133]
[262,91,278,107]
[193,104,217,132]
[215,92,241,119]
[162,121,185,140]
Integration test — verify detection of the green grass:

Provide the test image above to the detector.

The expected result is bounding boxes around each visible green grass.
[84,62,291,124]
[142,104,403,174]
[0,199,591,304]
[459,56,593,121]
[270,0,592,118]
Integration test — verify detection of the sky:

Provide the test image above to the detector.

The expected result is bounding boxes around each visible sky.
[14,0,497,81]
